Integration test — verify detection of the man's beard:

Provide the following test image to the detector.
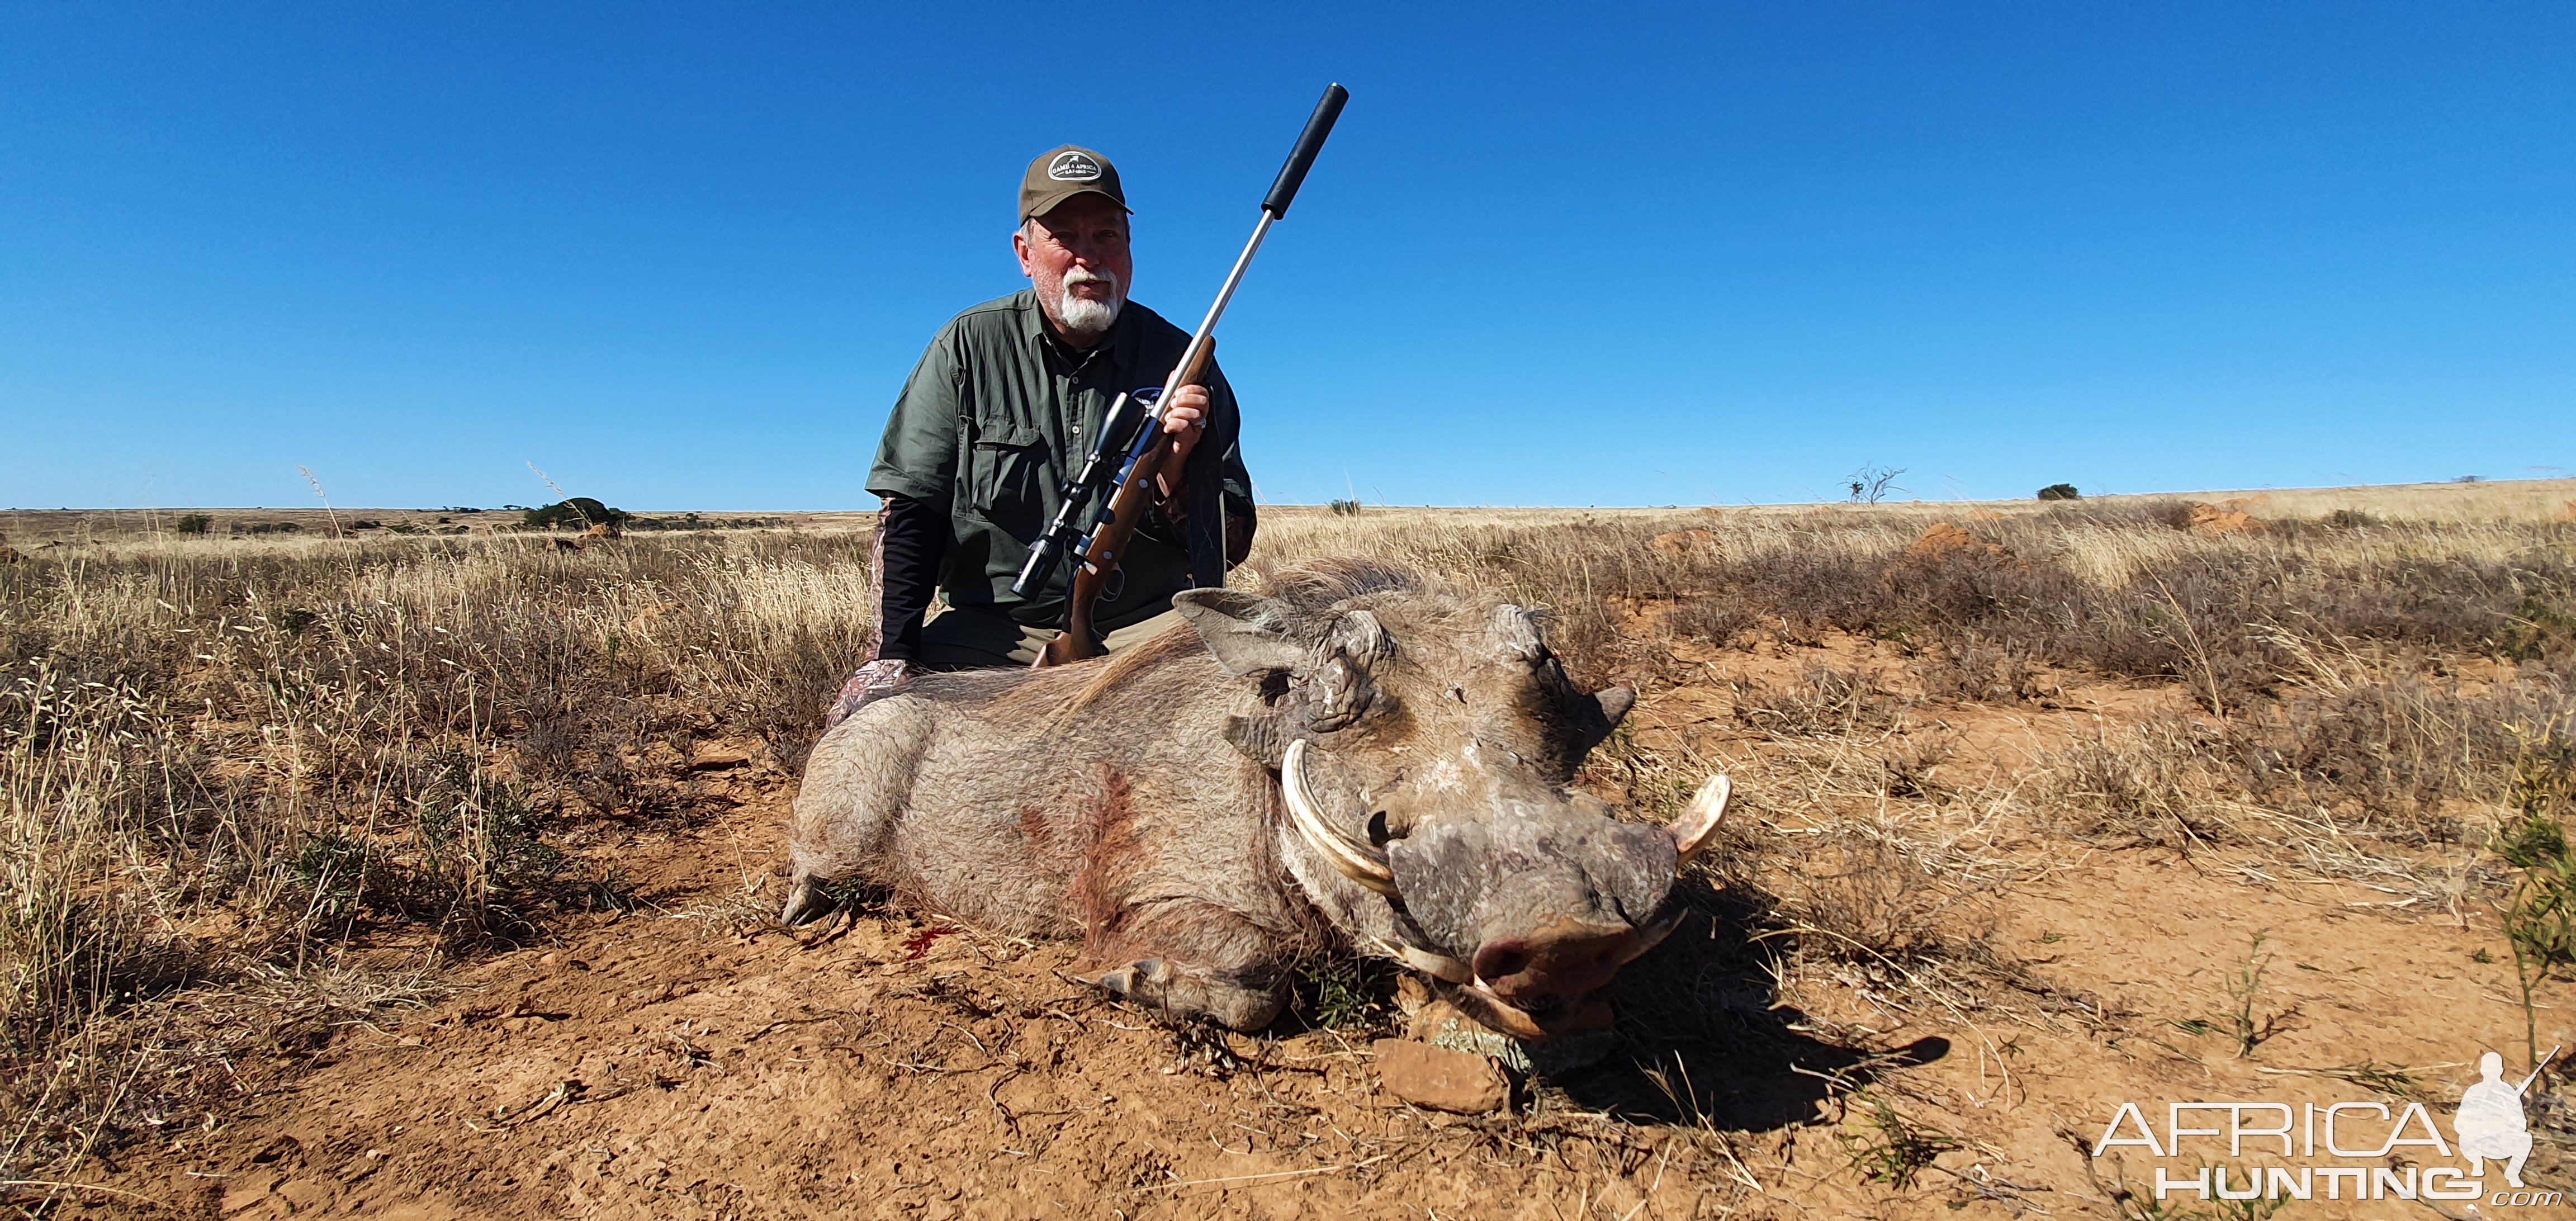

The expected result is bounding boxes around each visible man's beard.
[1052,267,1123,342]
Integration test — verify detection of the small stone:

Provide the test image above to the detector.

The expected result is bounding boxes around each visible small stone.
[1394,974,1431,1016]
[1409,997,1620,1076]
[1374,1038,1508,1114]
[690,745,757,770]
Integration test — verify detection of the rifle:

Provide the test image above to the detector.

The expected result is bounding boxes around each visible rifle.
[2517,1045,2562,1095]
[1012,83,1349,668]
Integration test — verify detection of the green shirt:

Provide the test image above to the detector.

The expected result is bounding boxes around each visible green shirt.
[867,289,1255,627]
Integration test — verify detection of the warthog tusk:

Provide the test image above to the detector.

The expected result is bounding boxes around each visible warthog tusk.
[1282,739,1397,896]
[1461,982,1550,1040]
[1377,938,1471,983]
[1669,773,1732,866]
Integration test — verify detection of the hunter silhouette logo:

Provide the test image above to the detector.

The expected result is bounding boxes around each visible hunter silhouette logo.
[1046,152,1102,182]
[2457,1050,2541,1189]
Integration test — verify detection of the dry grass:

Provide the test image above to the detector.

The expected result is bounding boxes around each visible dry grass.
[2,479,2572,1181]
[0,530,872,1172]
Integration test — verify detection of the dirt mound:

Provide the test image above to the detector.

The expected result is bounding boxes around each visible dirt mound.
[2185,502,2264,534]
[1649,528,1716,559]
[1902,522,2014,565]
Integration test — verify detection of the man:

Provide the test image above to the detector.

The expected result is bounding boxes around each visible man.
[826,145,1257,725]
[2454,1050,2535,1189]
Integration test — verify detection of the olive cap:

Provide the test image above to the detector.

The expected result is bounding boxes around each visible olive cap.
[1020,145,1130,222]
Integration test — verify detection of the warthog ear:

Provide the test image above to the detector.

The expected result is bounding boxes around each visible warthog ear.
[1173,589,1306,678]
[1569,685,1635,756]
[1594,686,1635,728]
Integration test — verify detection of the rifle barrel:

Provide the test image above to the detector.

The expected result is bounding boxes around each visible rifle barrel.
[2517,1044,2561,1095]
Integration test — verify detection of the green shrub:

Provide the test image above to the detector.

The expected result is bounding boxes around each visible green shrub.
[173,513,213,536]
[522,498,628,531]
[2036,483,2080,501]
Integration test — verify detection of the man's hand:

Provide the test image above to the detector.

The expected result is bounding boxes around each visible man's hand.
[1154,384,1210,500]
[1162,384,1209,437]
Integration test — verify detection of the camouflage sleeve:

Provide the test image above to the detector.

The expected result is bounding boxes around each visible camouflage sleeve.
[866,326,964,508]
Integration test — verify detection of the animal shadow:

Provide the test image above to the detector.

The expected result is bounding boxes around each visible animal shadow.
[1547,882,1950,1131]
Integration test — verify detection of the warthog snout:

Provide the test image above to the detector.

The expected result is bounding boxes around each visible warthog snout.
[1470,919,1643,1009]
[1277,730,1733,1039]
[1379,792,1718,1038]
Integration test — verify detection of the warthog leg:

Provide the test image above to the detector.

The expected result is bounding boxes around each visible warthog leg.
[1082,903,1291,1031]
[781,877,836,927]
[1091,958,1287,1032]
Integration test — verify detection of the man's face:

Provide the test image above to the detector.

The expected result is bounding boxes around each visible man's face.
[1015,195,1132,344]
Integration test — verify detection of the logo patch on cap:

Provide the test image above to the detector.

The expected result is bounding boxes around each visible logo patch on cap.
[1046,152,1104,182]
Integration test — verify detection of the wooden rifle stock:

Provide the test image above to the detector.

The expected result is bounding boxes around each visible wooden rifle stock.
[1034,337,1216,666]
[1030,84,1346,668]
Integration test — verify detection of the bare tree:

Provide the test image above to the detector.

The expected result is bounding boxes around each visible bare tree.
[1846,464,1907,505]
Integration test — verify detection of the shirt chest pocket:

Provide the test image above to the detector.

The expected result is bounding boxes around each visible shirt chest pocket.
[965,420,1048,537]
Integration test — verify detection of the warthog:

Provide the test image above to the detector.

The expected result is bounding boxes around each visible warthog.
[783,560,1731,1037]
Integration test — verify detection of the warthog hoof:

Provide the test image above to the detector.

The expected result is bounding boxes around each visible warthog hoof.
[1092,958,1173,999]
[780,877,837,927]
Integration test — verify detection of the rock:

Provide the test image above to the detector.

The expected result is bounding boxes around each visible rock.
[690,743,759,770]
[1408,996,1619,1076]
[2185,503,2262,535]
[1374,1038,1509,1114]
[1394,973,1432,1017]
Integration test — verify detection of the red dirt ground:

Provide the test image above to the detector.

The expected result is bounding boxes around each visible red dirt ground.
[61,646,2576,1220]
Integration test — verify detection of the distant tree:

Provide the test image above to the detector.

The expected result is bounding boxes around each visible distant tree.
[174,513,214,535]
[2037,483,2081,501]
[522,498,629,530]
[1846,464,1906,505]
[1327,499,1363,517]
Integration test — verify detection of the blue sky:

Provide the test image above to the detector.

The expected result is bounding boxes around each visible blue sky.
[5,2,2570,509]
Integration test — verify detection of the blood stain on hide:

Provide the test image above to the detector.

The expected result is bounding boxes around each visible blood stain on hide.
[1068,764,1148,960]
[1016,804,1051,847]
